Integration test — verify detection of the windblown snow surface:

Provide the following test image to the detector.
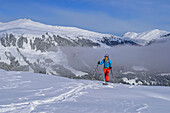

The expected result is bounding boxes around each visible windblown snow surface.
[0,69,170,113]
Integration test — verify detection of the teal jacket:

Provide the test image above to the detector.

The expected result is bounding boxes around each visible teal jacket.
[100,59,112,68]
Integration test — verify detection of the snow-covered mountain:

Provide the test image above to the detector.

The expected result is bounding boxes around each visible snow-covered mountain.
[0,69,170,113]
[0,18,137,48]
[123,29,170,45]
[0,19,170,47]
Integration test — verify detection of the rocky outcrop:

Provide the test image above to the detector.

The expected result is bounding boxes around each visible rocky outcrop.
[100,37,139,46]
[0,34,16,47]
[53,35,78,46]
[17,36,28,48]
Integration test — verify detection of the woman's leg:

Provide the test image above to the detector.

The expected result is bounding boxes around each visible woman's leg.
[105,68,110,82]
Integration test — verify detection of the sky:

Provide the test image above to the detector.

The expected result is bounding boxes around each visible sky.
[0,0,170,36]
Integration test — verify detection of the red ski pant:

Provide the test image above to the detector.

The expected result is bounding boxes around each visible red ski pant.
[104,68,110,82]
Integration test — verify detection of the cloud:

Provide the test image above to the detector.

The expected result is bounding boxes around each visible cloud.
[34,6,158,35]
[32,0,170,35]
[62,40,170,73]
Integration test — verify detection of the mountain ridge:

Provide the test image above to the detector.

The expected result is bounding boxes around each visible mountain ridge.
[0,18,139,47]
[1,18,170,46]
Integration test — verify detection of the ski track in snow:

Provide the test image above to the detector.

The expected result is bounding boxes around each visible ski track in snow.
[34,87,53,97]
[136,104,148,113]
[0,81,100,113]
[145,92,170,102]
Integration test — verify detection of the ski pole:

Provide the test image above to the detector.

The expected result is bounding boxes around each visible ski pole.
[111,68,114,78]
[103,72,105,83]
[92,64,99,80]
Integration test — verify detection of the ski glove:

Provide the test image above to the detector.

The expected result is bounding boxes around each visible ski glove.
[98,61,100,64]
[110,67,112,69]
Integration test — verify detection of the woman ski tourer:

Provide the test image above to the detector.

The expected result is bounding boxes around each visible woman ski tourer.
[98,54,112,85]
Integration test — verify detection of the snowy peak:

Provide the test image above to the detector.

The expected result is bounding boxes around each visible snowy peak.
[8,18,33,23]
[122,32,138,39]
[122,29,170,45]
[5,18,45,26]
[0,18,51,30]
[123,29,169,41]
[0,18,111,39]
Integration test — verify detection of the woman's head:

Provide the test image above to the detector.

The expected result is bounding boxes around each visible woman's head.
[104,54,109,58]
[104,54,109,60]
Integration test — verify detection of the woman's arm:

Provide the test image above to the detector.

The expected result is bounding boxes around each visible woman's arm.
[109,59,112,67]
[100,59,104,65]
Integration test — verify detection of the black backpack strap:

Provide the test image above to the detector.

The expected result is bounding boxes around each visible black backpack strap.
[108,58,111,67]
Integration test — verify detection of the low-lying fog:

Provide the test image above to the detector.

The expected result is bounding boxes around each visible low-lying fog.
[61,40,170,73]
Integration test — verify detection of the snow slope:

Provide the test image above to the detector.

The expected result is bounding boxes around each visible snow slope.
[0,69,170,113]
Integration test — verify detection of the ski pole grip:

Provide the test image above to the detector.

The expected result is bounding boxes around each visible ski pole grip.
[98,61,100,64]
